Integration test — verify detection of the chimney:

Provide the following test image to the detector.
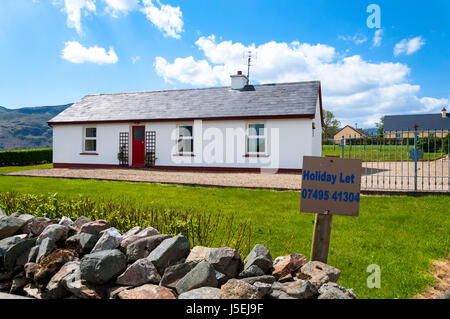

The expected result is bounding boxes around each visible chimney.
[442,107,447,118]
[230,71,248,90]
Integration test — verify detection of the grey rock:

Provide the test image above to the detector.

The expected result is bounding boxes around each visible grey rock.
[253,282,272,297]
[71,216,91,230]
[178,286,221,299]
[90,227,122,253]
[215,279,262,299]
[0,234,27,260]
[241,275,276,285]
[36,238,56,263]
[186,246,242,278]
[269,280,318,299]
[66,233,99,254]
[36,224,68,245]
[58,216,73,227]
[80,249,127,284]
[116,258,161,286]
[122,226,142,238]
[4,238,36,271]
[318,283,356,299]
[20,217,53,237]
[62,265,104,299]
[299,261,341,288]
[24,262,38,280]
[0,216,27,239]
[16,214,35,224]
[160,261,200,289]
[43,261,79,299]
[27,245,39,263]
[147,234,190,274]
[176,261,218,295]
[120,227,160,249]
[126,234,170,262]
[23,283,42,299]
[0,207,6,219]
[238,265,264,278]
[244,244,273,274]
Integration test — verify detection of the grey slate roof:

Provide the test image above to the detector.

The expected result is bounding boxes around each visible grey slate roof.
[384,113,450,131]
[48,81,321,124]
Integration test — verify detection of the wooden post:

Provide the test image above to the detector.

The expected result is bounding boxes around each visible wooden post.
[310,212,333,263]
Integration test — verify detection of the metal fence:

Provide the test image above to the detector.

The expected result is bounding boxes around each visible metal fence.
[334,129,449,192]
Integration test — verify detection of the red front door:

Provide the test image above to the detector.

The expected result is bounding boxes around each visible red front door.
[132,126,145,166]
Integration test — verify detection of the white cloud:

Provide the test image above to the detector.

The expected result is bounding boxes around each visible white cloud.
[102,0,139,17]
[53,0,96,35]
[141,0,184,39]
[131,55,141,63]
[394,36,425,56]
[154,35,447,127]
[372,29,383,47]
[62,41,118,64]
[338,33,368,45]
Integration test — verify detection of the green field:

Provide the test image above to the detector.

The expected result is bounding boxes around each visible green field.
[322,144,444,161]
[0,165,448,299]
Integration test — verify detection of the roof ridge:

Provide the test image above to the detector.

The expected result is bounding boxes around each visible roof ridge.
[83,80,321,97]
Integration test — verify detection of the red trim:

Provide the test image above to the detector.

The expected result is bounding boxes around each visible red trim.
[79,152,98,155]
[47,114,315,126]
[53,163,121,169]
[52,163,301,173]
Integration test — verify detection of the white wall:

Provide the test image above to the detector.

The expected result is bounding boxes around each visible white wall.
[53,117,321,169]
[53,123,129,165]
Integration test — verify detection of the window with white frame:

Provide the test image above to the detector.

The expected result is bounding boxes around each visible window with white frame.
[83,127,97,152]
[177,124,193,153]
[247,123,266,154]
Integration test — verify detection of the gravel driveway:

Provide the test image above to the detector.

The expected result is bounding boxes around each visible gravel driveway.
[7,168,303,190]
[7,159,449,192]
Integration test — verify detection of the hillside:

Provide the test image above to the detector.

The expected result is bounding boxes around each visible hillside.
[0,104,72,150]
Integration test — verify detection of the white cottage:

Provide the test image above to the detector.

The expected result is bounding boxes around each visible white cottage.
[48,73,323,173]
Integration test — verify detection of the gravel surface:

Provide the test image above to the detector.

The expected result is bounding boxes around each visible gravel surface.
[6,159,449,192]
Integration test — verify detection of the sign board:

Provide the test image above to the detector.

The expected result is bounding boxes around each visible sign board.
[300,156,362,217]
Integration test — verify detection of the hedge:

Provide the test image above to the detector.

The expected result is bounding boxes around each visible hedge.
[0,148,52,166]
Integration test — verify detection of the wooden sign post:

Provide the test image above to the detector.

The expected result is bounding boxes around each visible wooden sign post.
[300,156,362,263]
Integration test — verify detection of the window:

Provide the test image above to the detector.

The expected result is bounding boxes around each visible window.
[177,125,193,153]
[247,123,266,154]
[84,127,97,152]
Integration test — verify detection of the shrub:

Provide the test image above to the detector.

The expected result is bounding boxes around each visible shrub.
[418,136,445,154]
[0,148,52,166]
[0,192,253,256]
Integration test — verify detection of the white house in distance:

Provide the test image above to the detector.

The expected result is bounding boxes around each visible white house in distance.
[48,72,323,173]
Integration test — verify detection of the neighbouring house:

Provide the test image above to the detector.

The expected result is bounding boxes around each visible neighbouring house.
[333,125,365,144]
[384,108,450,138]
[48,72,323,172]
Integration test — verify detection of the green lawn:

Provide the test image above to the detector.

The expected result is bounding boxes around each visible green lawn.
[322,145,444,161]
[0,171,448,299]
[0,163,52,174]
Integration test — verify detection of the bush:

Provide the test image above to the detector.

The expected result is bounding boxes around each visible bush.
[0,148,52,166]
[0,192,253,256]
[418,136,446,153]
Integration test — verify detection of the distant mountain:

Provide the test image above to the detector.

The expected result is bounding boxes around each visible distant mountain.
[0,104,72,151]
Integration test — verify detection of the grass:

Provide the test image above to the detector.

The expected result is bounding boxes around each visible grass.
[0,171,448,299]
[0,163,52,174]
[322,145,444,161]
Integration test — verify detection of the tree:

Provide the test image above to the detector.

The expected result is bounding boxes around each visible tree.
[322,110,341,139]
[375,116,385,137]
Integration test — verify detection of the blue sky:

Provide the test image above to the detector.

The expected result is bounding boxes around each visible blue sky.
[0,0,449,127]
